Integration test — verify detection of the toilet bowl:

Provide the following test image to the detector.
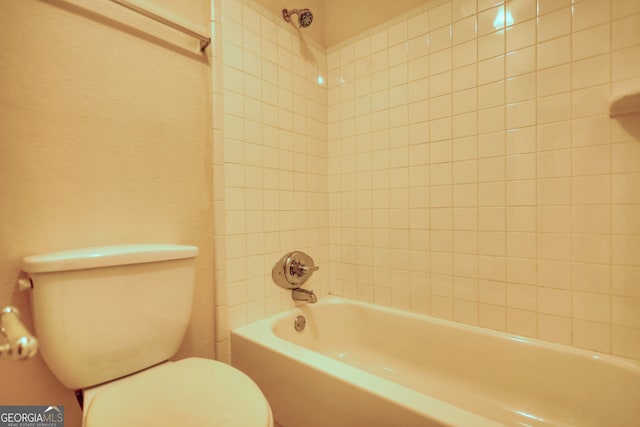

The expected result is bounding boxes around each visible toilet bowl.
[22,244,272,427]
[83,358,273,427]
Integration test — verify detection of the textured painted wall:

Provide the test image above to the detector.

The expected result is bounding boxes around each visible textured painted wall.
[324,0,445,47]
[249,0,452,47]
[0,1,212,424]
[248,0,326,45]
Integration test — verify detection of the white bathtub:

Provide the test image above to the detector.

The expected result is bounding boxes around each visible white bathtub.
[230,296,640,427]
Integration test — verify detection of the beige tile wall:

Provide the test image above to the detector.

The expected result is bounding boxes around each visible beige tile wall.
[213,0,640,362]
[212,0,329,360]
[327,0,640,360]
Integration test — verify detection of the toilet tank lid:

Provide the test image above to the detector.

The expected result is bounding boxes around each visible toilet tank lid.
[22,244,199,273]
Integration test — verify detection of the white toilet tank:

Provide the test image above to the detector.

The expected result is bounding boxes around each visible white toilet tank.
[22,244,199,390]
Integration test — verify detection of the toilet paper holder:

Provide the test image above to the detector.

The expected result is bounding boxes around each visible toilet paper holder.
[0,306,38,360]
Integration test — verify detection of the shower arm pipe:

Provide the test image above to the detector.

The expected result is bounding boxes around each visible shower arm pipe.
[108,0,211,52]
[283,8,301,20]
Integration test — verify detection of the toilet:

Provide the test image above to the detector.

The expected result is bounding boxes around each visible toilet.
[21,244,273,427]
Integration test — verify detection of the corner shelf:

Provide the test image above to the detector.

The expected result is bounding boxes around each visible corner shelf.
[610,87,640,117]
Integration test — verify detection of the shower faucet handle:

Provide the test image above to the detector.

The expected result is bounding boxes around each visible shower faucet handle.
[272,251,319,289]
[290,260,319,277]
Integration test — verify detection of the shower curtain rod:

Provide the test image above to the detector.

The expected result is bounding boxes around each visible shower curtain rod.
[108,0,211,52]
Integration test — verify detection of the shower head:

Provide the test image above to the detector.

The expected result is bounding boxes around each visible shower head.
[282,8,313,28]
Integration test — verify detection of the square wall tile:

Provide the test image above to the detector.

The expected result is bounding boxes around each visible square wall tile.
[282,0,640,363]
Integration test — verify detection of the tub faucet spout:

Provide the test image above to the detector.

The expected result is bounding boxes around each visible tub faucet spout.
[292,288,317,303]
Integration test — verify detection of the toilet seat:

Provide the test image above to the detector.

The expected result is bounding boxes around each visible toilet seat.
[84,357,273,427]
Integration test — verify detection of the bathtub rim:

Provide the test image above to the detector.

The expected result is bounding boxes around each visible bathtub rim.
[231,298,507,427]
[231,295,640,427]
[233,295,640,375]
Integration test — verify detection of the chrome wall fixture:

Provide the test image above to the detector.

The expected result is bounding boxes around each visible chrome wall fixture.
[272,251,319,303]
[282,8,314,28]
[108,0,211,52]
[0,307,38,360]
[294,315,306,332]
